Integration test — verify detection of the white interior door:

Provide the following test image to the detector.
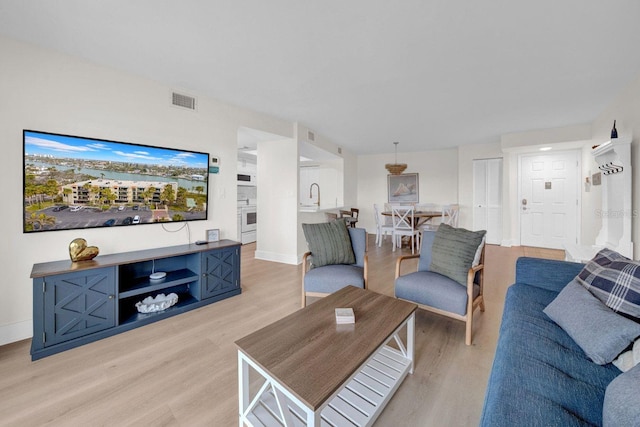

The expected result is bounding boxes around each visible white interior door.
[519,151,579,249]
[473,158,503,244]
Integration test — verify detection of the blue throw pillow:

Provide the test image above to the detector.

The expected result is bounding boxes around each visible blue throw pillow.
[603,363,640,426]
[544,279,640,365]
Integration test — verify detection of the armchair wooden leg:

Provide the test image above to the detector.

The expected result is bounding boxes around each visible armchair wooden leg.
[465,316,472,346]
[301,292,306,308]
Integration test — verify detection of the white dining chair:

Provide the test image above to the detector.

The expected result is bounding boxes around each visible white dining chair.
[374,203,393,247]
[391,206,421,254]
[416,203,441,232]
[442,204,460,227]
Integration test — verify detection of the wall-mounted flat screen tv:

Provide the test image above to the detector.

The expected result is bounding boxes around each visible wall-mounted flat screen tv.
[23,130,209,233]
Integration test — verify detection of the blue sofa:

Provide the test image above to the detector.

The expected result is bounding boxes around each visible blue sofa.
[480,257,621,426]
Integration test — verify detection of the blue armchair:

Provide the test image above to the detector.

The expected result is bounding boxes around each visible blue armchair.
[394,229,485,345]
[301,227,368,307]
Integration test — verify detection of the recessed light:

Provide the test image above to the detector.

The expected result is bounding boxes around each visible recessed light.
[540,147,552,151]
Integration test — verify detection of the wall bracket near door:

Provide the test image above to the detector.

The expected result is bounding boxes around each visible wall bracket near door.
[592,136,633,258]
[597,161,623,175]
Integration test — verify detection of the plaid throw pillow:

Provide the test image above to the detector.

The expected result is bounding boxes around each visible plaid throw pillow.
[577,248,640,320]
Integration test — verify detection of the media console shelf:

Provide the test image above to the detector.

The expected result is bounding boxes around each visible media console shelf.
[30,240,241,360]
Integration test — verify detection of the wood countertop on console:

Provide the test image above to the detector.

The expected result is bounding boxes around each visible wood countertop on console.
[30,239,241,278]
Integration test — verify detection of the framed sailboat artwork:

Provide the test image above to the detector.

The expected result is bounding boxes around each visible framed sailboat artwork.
[388,173,419,203]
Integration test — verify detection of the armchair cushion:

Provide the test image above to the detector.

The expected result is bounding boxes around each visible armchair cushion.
[302,219,355,268]
[429,224,486,286]
[395,271,480,316]
[304,264,365,293]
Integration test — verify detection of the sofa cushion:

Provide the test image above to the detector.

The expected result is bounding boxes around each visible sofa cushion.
[480,282,620,427]
[302,219,355,268]
[513,257,584,293]
[577,248,640,319]
[544,279,640,365]
[429,224,486,286]
[603,363,640,427]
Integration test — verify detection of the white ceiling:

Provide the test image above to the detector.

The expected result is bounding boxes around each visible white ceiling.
[2,1,640,155]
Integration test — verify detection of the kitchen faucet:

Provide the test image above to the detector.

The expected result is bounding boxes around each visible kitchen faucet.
[310,183,320,206]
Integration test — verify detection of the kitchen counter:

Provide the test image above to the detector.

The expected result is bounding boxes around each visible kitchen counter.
[299,205,344,213]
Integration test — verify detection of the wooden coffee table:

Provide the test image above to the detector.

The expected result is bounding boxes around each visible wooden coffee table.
[235,286,417,427]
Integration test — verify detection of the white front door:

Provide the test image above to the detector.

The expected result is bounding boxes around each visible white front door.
[519,150,580,249]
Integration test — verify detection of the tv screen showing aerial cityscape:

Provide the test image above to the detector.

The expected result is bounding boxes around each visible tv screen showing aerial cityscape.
[23,130,209,233]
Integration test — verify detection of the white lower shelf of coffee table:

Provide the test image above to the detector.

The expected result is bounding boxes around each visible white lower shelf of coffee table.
[246,345,411,427]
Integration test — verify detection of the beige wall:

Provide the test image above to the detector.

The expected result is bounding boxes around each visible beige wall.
[0,35,359,344]
[3,30,640,345]
[356,149,458,232]
[0,36,305,344]
[293,123,358,262]
[591,73,640,257]
[255,138,299,263]
[356,124,596,246]
[501,124,591,148]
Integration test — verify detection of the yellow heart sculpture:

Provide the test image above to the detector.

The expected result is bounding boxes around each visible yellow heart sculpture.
[69,238,99,262]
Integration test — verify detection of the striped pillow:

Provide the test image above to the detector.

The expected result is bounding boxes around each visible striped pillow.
[302,218,355,268]
[577,248,640,320]
[429,224,486,286]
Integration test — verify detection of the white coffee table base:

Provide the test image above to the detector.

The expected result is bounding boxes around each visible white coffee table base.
[238,312,415,427]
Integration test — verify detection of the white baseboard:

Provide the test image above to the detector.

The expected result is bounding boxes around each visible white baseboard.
[500,238,516,247]
[254,250,299,265]
[0,320,32,346]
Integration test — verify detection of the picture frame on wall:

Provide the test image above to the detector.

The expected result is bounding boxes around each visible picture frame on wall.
[388,173,419,203]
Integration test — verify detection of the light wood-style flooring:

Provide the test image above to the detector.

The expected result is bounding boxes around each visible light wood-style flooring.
[0,237,563,426]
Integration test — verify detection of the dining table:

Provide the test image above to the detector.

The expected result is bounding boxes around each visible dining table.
[381,210,443,229]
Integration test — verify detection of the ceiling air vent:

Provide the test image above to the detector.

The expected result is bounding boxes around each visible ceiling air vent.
[307,130,315,142]
[172,92,196,110]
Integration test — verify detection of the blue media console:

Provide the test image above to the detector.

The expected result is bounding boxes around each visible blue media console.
[30,240,241,360]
